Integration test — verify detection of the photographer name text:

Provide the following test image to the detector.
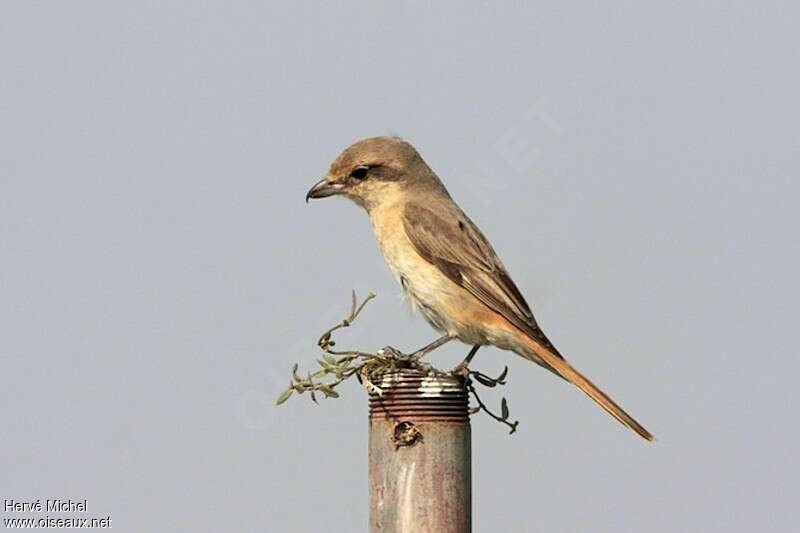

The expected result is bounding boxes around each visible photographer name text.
[5,500,88,513]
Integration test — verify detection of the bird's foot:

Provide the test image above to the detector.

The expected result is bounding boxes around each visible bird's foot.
[452,360,471,379]
[378,346,441,374]
[408,349,428,362]
[378,346,412,361]
[414,360,435,374]
[379,345,406,358]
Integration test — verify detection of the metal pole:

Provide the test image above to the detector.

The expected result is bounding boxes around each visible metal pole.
[368,368,471,533]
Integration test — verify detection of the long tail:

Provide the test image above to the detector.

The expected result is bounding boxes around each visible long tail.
[520,334,654,441]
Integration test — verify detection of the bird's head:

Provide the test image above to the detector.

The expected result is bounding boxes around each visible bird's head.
[306,136,443,210]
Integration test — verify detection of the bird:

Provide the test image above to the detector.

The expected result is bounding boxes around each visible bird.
[306,136,653,441]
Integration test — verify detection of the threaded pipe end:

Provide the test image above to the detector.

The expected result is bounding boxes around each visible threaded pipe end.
[368,369,469,422]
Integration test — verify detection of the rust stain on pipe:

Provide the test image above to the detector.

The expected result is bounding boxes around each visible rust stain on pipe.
[369,369,471,533]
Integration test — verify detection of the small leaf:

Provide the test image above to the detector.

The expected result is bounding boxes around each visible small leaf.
[319,386,340,399]
[497,366,508,383]
[275,388,293,405]
[501,398,509,420]
[474,373,497,387]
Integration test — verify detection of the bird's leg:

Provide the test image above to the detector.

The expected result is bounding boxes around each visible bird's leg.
[378,335,451,360]
[453,345,481,376]
[409,334,455,361]
[378,335,454,376]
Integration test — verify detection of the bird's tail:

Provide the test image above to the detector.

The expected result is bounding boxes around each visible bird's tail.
[519,334,654,441]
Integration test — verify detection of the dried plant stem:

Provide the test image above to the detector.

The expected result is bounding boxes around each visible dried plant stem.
[276,291,520,434]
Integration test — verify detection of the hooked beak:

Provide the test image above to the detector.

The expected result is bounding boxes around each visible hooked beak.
[305,178,343,203]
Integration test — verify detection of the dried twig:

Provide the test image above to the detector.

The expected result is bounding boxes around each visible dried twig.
[276,291,520,434]
[466,367,519,434]
[276,291,404,405]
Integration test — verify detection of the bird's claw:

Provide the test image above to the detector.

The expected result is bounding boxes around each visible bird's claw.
[379,346,410,360]
[452,361,471,379]
[378,346,440,374]
[409,350,426,362]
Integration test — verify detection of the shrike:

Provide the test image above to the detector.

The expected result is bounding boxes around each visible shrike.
[306,136,653,441]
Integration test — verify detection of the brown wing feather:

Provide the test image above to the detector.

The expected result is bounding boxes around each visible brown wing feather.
[403,203,563,358]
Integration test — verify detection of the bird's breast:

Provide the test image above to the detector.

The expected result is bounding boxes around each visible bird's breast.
[368,204,481,341]
[370,207,434,296]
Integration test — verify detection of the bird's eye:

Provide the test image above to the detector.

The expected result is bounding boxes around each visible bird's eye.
[350,165,370,180]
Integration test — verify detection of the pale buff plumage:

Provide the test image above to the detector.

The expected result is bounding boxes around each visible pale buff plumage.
[306,136,653,441]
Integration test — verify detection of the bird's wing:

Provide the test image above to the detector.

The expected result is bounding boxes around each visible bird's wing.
[403,202,562,358]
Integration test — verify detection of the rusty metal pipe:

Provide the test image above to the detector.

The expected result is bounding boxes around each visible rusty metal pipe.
[368,369,471,533]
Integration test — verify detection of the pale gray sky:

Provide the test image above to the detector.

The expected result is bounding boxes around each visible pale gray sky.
[2,2,798,532]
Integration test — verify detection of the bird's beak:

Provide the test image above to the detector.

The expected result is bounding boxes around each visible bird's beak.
[305,178,343,203]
